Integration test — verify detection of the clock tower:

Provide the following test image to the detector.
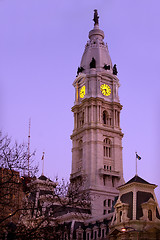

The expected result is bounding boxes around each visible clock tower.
[70,10,124,217]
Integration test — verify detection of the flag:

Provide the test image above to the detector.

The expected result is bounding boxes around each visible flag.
[136,153,141,160]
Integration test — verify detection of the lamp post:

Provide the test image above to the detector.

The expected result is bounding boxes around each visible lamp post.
[121,226,139,240]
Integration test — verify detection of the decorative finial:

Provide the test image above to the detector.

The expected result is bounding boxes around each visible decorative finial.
[93,9,99,25]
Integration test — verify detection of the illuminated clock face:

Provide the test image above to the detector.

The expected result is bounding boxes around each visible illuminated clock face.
[100,84,111,96]
[80,86,85,98]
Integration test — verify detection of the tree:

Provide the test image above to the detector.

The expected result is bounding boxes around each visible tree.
[0,131,91,239]
[16,176,91,239]
[0,131,37,238]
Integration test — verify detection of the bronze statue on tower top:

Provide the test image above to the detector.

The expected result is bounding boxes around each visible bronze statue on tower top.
[93,9,99,25]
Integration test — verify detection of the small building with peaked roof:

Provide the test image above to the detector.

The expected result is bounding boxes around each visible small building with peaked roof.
[109,175,160,239]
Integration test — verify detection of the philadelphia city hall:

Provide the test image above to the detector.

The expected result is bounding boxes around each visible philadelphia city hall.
[1,10,160,240]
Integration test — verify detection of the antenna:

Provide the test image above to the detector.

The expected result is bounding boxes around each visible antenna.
[27,118,31,177]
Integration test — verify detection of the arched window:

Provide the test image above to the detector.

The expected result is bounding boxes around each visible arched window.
[76,227,83,240]
[77,140,83,171]
[94,231,97,239]
[90,57,96,68]
[120,211,122,222]
[77,233,82,240]
[103,111,107,124]
[80,112,84,126]
[64,233,68,240]
[115,110,120,127]
[102,229,105,238]
[87,233,90,240]
[103,111,112,126]
[103,176,106,186]
[79,140,83,160]
[82,112,84,125]
[148,209,152,221]
[103,138,112,158]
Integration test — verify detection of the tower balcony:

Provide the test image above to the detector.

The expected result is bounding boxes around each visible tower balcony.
[99,168,120,178]
[70,170,84,181]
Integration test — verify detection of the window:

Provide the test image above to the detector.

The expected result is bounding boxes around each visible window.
[115,110,120,126]
[103,111,107,124]
[102,229,105,238]
[76,227,83,240]
[79,140,83,160]
[108,199,111,207]
[80,112,84,126]
[82,112,84,125]
[148,210,152,221]
[87,233,90,240]
[77,140,83,171]
[104,200,106,207]
[103,209,106,215]
[64,233,67,240]
[120,211,122,222]
[112,177,114,187]
[103,176,106,186]
[77,233,82,240]
[94,231,97,239]
[103,138,112,158]
[103,110,112,126]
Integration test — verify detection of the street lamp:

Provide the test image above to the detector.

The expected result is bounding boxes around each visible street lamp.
[121,227,126,232]
[121,226,139,240]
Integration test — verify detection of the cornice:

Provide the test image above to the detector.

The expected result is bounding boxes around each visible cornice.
[72,97,123,111]
[55,212,91,223]
[71,125,123,139]
[118,182,157,192]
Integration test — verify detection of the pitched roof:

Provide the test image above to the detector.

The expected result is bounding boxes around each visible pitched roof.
[119,175,156,189]
[125,175,152,185]
[38,175,52,181]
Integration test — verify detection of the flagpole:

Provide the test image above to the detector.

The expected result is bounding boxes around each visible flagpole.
[135,152,137,175]
[42,152,45,176]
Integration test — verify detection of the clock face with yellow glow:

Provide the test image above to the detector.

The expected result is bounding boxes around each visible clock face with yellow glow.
[100,84,111,96]
[80,86,85,98]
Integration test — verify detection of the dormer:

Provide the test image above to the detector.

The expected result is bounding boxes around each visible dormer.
[140,197,159,222]
[114,198,130,224]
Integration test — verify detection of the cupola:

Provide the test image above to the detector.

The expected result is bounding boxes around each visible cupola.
[109,175,160,239]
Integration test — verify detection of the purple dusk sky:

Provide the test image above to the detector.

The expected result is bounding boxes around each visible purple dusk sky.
[0,1,160,202]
